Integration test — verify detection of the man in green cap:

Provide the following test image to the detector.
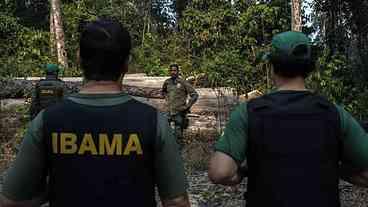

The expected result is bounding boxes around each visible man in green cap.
[162,64,199,144]
[29,64,67,119]
[209,31,368,207]
[1,18,190,207]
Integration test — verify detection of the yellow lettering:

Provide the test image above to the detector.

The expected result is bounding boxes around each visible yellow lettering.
[52,133,58,153]
[123,134,143,155]
[60,133,77,154]
[99,134,122,155]
[78,133,98,155]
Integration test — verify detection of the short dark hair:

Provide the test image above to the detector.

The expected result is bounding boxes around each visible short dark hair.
[272,60,315,78]
[271,45,315,78]
[169,64,179,70]
[79,18,131,81]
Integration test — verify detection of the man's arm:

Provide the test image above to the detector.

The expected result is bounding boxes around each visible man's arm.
[209,152,242,185]
[337,105,368,187]
[340,164,368,188]
[183,81,198,110]
[155,112,190,207]
[162,80,169,98]
[1,112,48,206]
[0,194,43,207]
[29,84,39,120]
[162,194,191,207]
[61,81,70,96]
[208,103,248,186]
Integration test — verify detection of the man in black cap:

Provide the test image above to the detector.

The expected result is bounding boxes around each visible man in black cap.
[1,18,190,207]
[209,31,368,207]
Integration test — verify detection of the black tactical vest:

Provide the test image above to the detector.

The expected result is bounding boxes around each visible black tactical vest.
[36,78,65,110]
[43,98,157,207]
[246,91,341,207]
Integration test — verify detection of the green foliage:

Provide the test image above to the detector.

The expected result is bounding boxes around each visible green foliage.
[133,33,167,76]
[309,52,349,102]
[308,50,368,118]
[0,0,367,119]
[0,11,51,77]
[181,2,289,93]
[132,31,192,77]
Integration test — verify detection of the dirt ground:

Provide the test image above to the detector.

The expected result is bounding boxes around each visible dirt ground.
[0,104,27,172]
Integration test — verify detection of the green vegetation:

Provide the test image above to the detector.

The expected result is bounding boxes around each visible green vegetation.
[0,0,367,118]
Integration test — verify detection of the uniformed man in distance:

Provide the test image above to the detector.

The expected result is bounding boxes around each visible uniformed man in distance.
[162,64,199,144]
[208,31,368,207]
[1,18,190,207]
[29,64,67,120]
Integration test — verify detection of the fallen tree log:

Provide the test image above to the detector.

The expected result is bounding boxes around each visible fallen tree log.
[0,79,239,117]
[0,79,163,99]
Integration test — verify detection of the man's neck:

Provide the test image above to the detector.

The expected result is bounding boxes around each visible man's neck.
[275,76,307,91]
[79,80,123,94]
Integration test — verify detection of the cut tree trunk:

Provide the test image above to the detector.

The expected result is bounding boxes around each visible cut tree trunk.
[0,79,162,99]
[0,78,239,116]
[291,0,302,32]
[50,0,68,68]
[50,12,56,58]
[0,76,241,142]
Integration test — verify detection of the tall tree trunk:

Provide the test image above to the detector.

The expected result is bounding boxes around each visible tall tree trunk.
[49,11,56,59]
[347,0,368,78]
[50,0,68,68]
[291,0,302,31]
[141,0,152,47]
[175,0,190,31]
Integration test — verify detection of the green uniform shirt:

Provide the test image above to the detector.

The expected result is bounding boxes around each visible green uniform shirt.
[3,92,188,201]
[215,91,368,169]
[162,78,199,115]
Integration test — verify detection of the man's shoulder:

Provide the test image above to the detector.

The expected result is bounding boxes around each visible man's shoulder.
[177,77,190,84]
[163,78,171,84]
[230,102,248,120]
[39,78,65,85]
[126,97,158,113]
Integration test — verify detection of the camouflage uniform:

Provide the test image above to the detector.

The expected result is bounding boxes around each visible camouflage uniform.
[162,77,198,143]
[29,66,68,119]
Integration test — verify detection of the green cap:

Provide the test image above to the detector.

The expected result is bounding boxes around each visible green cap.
[263,31,311,65]
[46,64,60,74]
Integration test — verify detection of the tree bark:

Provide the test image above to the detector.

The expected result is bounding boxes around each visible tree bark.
[50,0,68,68]
[141,0,152,47]
[348,0,368,69]
[291,0,302,32]
[49,10,56,59]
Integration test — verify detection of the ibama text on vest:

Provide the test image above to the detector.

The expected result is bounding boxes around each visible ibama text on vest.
[51,133,143,156]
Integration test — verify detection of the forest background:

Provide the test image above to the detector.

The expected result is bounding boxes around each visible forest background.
[0,0,367,119]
